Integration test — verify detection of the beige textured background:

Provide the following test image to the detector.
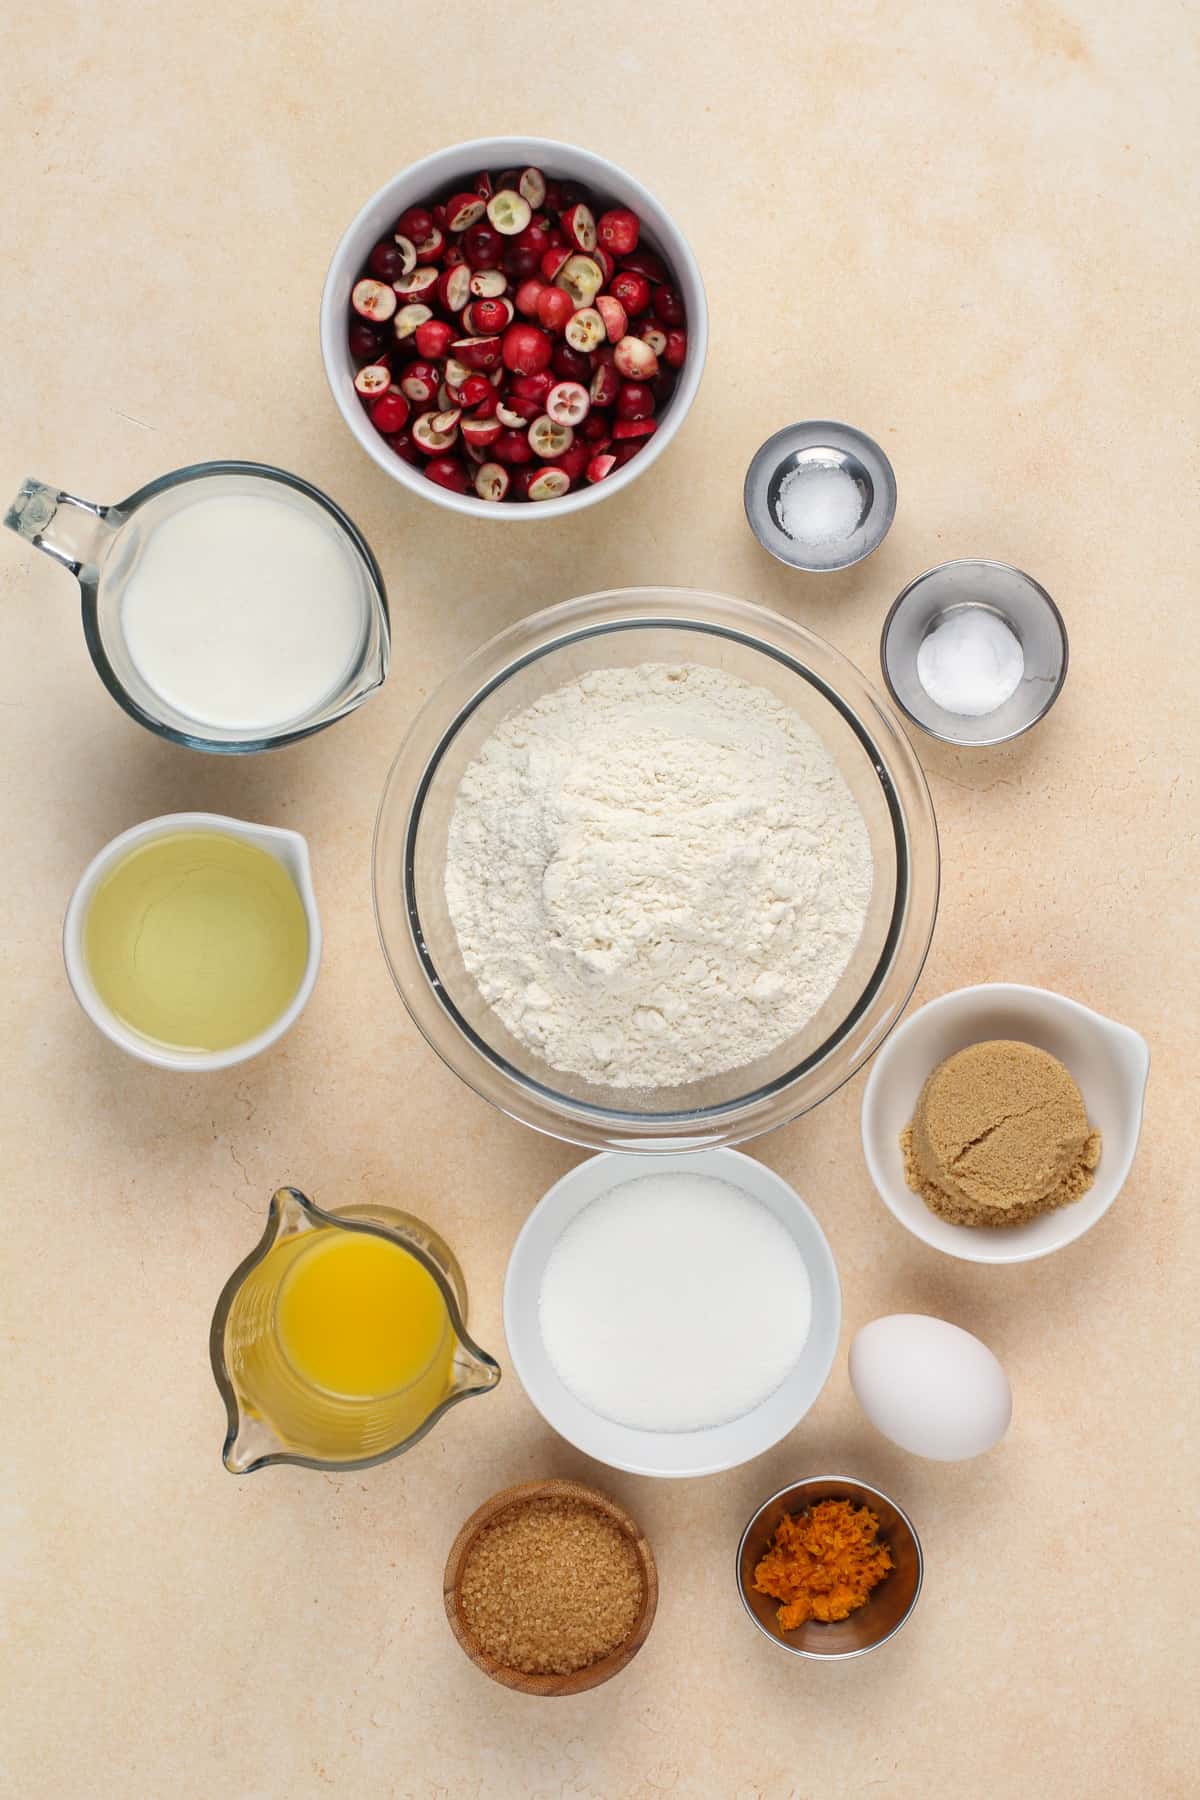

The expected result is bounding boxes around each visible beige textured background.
[2,3,1196,1796]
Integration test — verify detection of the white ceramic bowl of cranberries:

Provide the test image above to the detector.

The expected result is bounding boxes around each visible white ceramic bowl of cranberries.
[320,137,707,517]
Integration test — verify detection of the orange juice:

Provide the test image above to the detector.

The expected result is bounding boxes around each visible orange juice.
[276,1230,452,1399]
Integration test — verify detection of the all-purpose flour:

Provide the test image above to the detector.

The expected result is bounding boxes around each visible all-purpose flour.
[444,662,873,1089]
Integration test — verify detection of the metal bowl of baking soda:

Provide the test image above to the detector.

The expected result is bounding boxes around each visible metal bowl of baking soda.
[373,588,938,1153]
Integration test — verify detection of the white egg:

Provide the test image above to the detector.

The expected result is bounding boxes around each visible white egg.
[849,1314,1012,1461]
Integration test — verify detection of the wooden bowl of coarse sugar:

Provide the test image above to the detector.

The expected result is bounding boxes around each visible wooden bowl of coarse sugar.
[443,1477,658,1696]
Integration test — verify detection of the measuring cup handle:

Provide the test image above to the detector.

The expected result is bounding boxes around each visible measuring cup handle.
[4,478,116,577]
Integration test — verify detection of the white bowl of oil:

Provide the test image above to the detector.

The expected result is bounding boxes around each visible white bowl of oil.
[63,812,321,1070]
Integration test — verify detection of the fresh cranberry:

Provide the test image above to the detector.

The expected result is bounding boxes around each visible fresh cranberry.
[620,247,669,284]
[463,222,503,268]
[516,278,548,317]
[510,370,553,402]
[348,320,384,364]
[457,373,493,410]
[424,456,469,493]
[551,440,591,482]
[503,243,542,282]
[491,427,535,466]
[414,318,454,360]
[501,322,552,376]
[581,412,612,443]
[663,327,687,370]
[653,286,685,326]
[369,389,411,435]
[396,206,434,244]
[610,439,645,467]
[386,430,420,465]
[597,208,639,256]
[651,366,677,407]
[537,286,575,333]
[552,341,592,383]
[610,270,652,317]
[616,381,656,421]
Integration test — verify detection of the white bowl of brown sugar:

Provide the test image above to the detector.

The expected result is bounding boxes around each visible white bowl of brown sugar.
[861,983,1150,1265]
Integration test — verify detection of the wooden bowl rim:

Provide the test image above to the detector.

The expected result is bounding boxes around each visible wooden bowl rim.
[443,1477,659,1696]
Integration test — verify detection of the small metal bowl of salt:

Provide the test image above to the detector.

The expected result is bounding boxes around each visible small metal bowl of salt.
[881,558,1068,747]
[744,421,897,572]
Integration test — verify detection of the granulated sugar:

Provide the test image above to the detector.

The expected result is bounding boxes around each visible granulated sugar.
[538,1172,813,1432]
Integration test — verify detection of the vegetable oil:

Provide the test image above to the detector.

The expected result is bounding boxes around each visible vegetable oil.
[83,829,308,1051]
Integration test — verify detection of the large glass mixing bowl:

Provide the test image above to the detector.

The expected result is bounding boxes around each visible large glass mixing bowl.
[373,590,939,1152]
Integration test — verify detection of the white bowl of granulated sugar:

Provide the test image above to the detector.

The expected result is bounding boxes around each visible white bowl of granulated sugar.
[502,1148,841,1478]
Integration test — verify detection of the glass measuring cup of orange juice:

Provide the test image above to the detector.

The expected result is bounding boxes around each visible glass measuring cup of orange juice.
[210,1187,500,1473]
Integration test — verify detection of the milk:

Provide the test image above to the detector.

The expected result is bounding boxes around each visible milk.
[119,488,370,732]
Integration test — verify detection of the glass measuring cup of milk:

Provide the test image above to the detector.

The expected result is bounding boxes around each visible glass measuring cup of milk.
[4,461,389,752]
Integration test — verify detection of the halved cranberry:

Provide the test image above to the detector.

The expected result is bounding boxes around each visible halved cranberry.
[597,208,639,256]
[473,170,493,199]
[651,366,677,407]
[354,363,392,399]
[445,191,486,232]
[413,411,459,454]
[528,414,573,459]
[635,320,668,357]
[518,167,547,208]
[393,267,440,303]
[613,417,657,440]
[501,322,552,376]
[475,460,510,501]
[462,414,503,450]
[416,225,446,263]
[540,247,572,283]
[581,411,612,443]
[564,308,605,355]
[592,246,615,286]
[400,361,441,405]
[663,328,687,370]
[424,456,469,493]
[561,203,596,252]
[556,255,603,308]
[487,190,532,235]
[496,395,542,425]
[438,264,471,313]
[610,439,645,467]
[596,294,628,343]
[451,334,503,371]
[352,279,396,323]
[590,355,621,408]
[391,234,418,277]
[387,430,420,465]
[524,467,571,501]
[587,452,618,483]
[547,380,590,427]
[468,268,508,298]
[393,302,433,340]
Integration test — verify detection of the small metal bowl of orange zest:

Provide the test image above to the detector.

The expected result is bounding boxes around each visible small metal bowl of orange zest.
[736,1474,923,1660]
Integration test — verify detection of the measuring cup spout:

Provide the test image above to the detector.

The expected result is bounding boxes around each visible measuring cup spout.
[4,479,119,578]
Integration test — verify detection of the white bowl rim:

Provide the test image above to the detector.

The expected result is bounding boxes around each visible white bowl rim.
[62,811,322,1071]
[502,1146,842,1478]
[319,134,708,521]
[861,981,1150,1264]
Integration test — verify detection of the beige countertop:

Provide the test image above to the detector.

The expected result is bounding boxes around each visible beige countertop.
[2,3,1196,1795]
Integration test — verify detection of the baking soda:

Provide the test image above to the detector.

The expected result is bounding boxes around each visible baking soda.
[916,607,1025,717]
[775,461,864,546]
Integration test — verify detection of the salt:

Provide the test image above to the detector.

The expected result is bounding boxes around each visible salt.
[916,607,1025,718]
[538,1172,812,1433]
[775,461,864,546]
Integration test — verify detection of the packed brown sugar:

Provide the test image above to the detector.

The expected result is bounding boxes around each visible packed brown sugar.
[902,1038,1101,1228]
[458,1496,643,1676]
[753,1499,893,1628]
